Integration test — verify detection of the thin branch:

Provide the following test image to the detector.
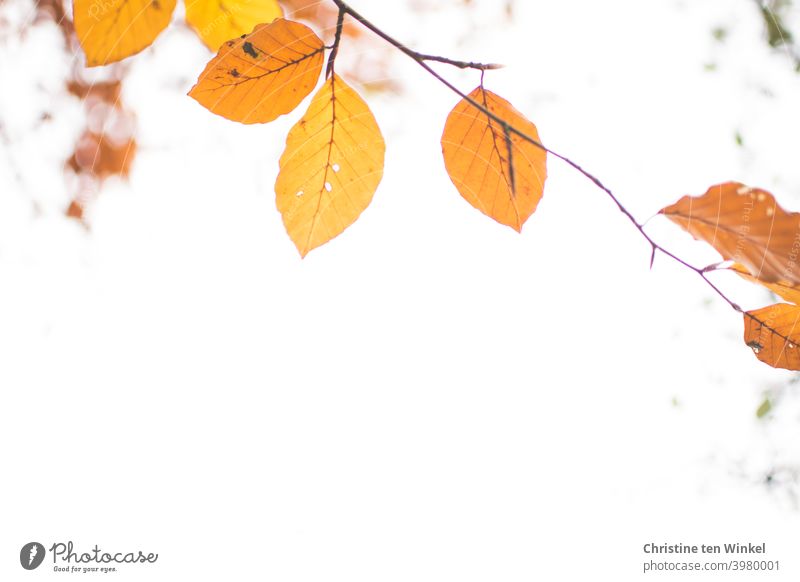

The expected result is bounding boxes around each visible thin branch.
[325,5,345,79]
[413,52,503,71]
[330,0,501,71]
[329,0,785,342]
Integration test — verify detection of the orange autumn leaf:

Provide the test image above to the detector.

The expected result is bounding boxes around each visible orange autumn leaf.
[66,79,122,102]
[275,73,385,257]
[661,182,800,286]
[189,18,324,124]
[73,0,176,66]
[68,131,137,179]
[744,303,800,370]
[727,263,800,305]
[441,87,547,232]
[66,199,86,222]
[185,0,282,51]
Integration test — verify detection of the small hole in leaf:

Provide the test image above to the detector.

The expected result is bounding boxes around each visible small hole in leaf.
[296,190,304,197]
[324,182,332,192]
[332,163,340,172]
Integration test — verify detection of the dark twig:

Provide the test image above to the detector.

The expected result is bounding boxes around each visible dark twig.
[413,52,503,70]
[330,0,785,342]
[325,5,345,79]
[330,0,501,71]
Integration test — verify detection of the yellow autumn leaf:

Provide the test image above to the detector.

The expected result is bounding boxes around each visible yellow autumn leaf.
[186,0,283,51]
[73,0,176,66]
[275,73,385,257]
[441,86,547,232]
[188,18,324,124]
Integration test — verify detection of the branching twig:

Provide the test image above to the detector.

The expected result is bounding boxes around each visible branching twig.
[325,5,345,78]
[329,0,501,71]
[412,52,503,71]
[330,0,785,342]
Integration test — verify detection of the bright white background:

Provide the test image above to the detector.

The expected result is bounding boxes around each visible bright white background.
[2,0,800,580]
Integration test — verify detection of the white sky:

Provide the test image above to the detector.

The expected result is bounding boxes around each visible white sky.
[2,0,800,580]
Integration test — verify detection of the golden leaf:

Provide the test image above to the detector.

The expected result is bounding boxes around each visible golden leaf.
[186,0,283,51]
[744,303,800,370]
[188,18,324,124]
[73,0,176,66]
[441,87,547,232]
[275,74,385,257]
[661,182,800,286]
